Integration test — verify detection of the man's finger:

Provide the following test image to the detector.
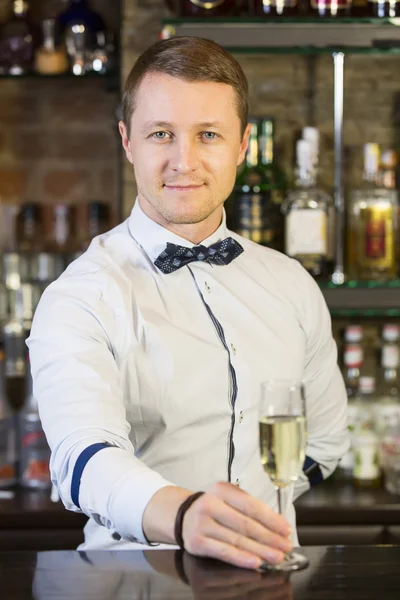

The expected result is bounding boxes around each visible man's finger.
[202,519,286,565]
[210,497,292,554]
[209,482,290,537]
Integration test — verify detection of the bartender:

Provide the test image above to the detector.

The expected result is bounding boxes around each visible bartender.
[27,36,348,570]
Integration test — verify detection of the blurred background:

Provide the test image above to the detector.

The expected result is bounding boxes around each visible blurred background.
[1,0,400,552]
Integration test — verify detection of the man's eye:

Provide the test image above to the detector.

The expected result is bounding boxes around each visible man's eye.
[152,132,170,140]
[203,132,218,140]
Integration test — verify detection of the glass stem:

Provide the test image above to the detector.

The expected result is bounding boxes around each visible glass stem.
[277,486,283,515]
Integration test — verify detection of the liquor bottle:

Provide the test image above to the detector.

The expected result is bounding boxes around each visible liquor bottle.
[19,356,51,489]
[43,204,74,255]
[373,324,400,437]
[57,0,106,62]
[343,325,364,399]
[309,0,352,16]
[367,0,400,17]
[0,345,17,488]
[34,18,69,75]
[166,0,238,17]
[0,284,7,331]
[228,120,285,247]
[258,119,287,252]
[3,287,27,411]
[87,201,110,242]
[348,143,397,281]
[252,0,299,16]
[227,121,264,243]
[352,376,381,488]
[16,202,43,253]
[351,0,369,15]
[0,0,37,75]
[282,133,333,278]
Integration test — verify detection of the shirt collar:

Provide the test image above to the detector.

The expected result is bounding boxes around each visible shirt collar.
[128,198,229,264]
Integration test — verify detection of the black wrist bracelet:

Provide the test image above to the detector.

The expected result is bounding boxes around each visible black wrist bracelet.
[174,491,205,550]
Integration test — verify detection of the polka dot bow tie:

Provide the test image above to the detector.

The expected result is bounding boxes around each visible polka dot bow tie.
[154,237,244,274]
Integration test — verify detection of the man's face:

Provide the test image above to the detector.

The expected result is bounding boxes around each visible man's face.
[119,73,250,229]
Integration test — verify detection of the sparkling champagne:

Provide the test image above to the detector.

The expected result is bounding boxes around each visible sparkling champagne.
[259,415,306,488]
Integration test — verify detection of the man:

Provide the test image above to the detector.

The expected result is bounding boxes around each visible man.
[27,36,348,570]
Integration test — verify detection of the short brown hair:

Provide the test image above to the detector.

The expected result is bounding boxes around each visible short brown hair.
[121,36,249,137]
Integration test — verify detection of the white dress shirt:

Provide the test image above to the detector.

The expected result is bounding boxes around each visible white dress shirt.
[27,200,349,551]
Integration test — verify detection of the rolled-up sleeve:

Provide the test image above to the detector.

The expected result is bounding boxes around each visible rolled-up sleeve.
[293,265,349,500]
[26,264,174,544]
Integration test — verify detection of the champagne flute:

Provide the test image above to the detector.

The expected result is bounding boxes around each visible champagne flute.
[259,379,309,571]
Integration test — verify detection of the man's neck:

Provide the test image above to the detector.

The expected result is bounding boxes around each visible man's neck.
[137,197,223,245]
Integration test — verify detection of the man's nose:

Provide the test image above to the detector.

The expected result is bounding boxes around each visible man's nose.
[170,138,200,173]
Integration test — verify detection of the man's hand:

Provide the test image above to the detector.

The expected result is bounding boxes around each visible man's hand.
[142,482,292,570]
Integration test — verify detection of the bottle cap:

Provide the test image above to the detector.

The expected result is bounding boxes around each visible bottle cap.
[382,324,400,342]
[344,325,363,343]
[359,376,375,393]
[302,127,319,165]
[364,143,380,176]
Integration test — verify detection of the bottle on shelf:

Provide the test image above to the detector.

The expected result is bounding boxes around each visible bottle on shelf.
[57,0,106,75]
[257,119,287,251]
[348,143,397,281]
[165,0,239,17]
[43,204,74,256]
[19,356,51,489]
[0,345,17,488]
[252,0,299,16]
[227,119,286,248]
[34,18,69,76]
[309,0,353,17]
[282,128,333,278]
[0,0,38,76]
[16,202,43,253]
[352,376,381,488]
[336,325,364,480]
[367,0,400,18]
[3,287,27,411]
[343,325,364,399]
[374,324,400,437]
[351,0,369,16]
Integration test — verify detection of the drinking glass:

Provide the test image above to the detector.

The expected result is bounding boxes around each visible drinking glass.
[259,379,309,571]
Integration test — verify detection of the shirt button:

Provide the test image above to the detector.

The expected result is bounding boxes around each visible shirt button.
[230,343,236,355]
[205,282,211,293]
[235,479,240,487]
[239,411,243,423]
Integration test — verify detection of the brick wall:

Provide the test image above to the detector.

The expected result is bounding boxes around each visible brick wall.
[0,0,120,223]
[121,0,400,218]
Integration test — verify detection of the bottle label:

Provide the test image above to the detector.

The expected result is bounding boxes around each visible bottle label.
[20,419,51,486]
[353,436,380,481]
[235,192,283,250]
[359,205,394,269]
[344,345,363,367]
[365,218,386,258]
[286,209,327,256]
[0,419,16,484]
